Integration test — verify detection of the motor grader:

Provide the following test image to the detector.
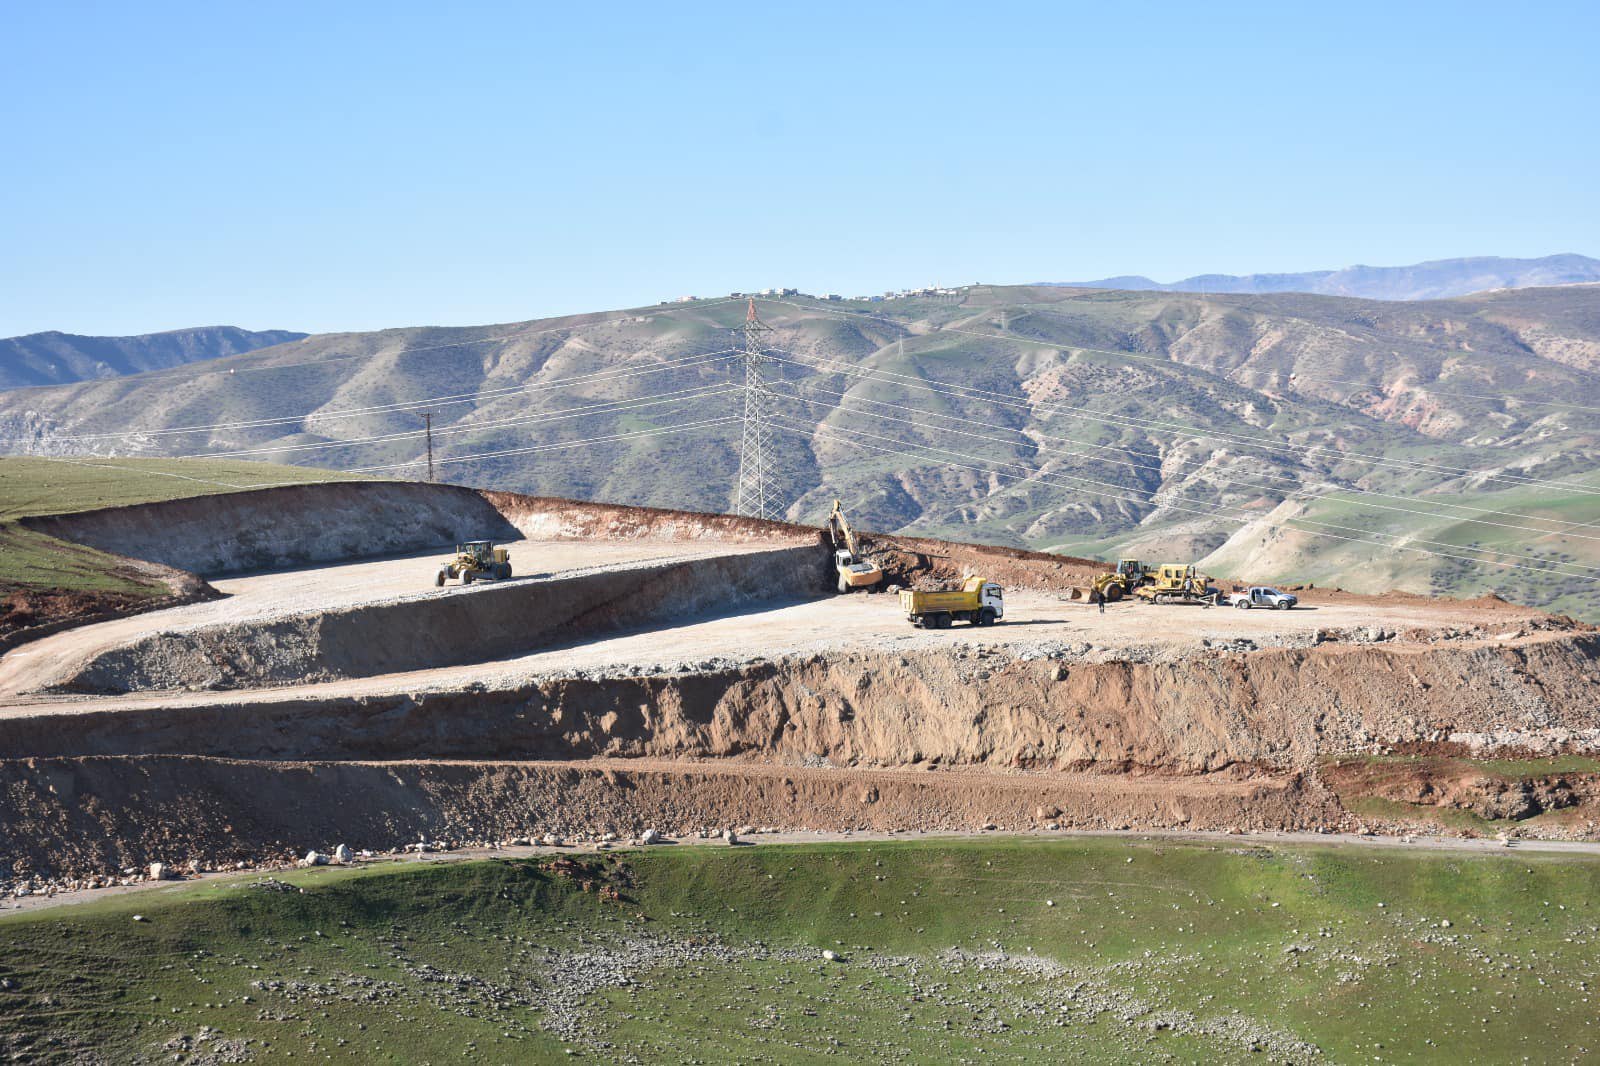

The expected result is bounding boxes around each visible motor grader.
[435,540,512,586]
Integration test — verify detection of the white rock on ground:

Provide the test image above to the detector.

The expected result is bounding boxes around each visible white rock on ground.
[723,829,740,845]
[301,851,328,867]
[333,844,352,864]
[148,863,174,881]
[542,833,564,847]
[641,828,661,844]
[822,949,839,962]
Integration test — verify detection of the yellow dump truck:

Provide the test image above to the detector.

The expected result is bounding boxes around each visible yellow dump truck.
[900,576,1004,628]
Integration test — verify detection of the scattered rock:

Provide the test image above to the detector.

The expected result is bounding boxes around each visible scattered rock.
[640,828,662,845]
[148,863,174,881]
[332,844,352,864]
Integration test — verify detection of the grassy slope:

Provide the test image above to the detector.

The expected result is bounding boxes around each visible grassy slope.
[4,838,1598,1063]
[1200,482,1600,618]
[0,457,369,596]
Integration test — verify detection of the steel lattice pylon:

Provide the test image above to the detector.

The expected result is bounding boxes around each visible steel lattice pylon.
[733,299,778,520]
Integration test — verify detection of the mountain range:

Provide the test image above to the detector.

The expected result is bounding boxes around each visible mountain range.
[3,283,1599,617]
[0,326,307,389]
[1054,253,1600,301]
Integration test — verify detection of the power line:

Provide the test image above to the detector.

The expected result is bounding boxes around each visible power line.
[768,394,1600,576]
[769,415,1600,584]
[760,343,1600,499]
[767,377,1600,547]
[168,383,739,461]
[1,347,743,446]
[761,294,1600,416]
[348,416,739,473]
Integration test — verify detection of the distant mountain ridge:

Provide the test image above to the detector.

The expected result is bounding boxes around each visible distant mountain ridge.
[1052,253,1600,301]
[0,326,307,389]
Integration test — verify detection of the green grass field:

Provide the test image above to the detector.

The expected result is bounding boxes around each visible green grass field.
[4,837,1597,1063]
[0,457,369,599]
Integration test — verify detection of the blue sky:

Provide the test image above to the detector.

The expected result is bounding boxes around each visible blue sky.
[3,1,1596,336]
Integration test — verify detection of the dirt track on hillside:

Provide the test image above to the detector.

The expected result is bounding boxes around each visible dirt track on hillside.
[1,486,1593,888]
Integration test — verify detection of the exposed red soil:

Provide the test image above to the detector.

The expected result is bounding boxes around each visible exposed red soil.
[0,587,145,640]
[1321,754,1600,823]
[0,756,1335,880]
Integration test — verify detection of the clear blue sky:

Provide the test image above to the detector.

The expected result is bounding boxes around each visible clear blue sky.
[3,1,1596,337]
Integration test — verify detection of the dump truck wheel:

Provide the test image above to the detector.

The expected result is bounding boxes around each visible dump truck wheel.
[978,608,996,626]
[502,564,513,580]
[934,613,952,629]
[435,571,445,587]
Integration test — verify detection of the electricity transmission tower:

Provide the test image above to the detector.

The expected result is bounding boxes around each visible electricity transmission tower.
[733,298,778,519]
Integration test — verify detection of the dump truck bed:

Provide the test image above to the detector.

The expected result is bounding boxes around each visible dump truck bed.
[899,588,981,614]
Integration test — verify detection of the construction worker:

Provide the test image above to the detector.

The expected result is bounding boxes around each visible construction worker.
[1090,586,1105,614]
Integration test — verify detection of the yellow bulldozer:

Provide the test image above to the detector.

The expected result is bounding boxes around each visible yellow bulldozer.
[435,540,512,586]
[1132,563,1219,606]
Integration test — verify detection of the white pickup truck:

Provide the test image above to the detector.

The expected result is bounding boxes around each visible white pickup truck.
[1224,586,1298,610]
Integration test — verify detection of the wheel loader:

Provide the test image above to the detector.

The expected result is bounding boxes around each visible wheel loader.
[435,540,512,586]
[1069,559,1150,603]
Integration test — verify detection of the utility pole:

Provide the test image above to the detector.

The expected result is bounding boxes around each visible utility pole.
[420,411,435,482]
[732,298,777,520]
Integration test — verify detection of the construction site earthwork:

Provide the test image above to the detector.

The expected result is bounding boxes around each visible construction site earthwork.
[5,463,1600,1062]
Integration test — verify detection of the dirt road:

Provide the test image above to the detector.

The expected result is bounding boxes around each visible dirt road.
[0,574,1551,717]
[0,539,778,700]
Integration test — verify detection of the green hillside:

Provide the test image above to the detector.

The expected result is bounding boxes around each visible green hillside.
[3,285,1600,614]
[4,837,1598,1063]
[0,458,370,635]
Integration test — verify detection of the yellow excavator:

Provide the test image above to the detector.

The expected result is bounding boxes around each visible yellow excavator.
[824,499,884,593]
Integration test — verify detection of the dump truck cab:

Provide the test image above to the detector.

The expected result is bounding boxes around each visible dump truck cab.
[436,540,512,586]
